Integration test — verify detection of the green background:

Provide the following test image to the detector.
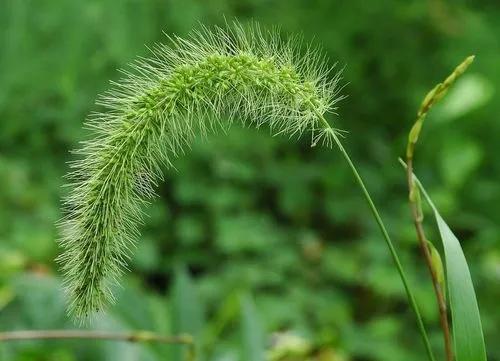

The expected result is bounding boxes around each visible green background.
[0,0,499,360]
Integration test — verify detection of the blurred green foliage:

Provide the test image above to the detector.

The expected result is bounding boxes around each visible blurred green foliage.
[0,0,499,360]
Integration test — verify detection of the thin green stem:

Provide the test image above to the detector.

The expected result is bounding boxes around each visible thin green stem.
[318,116,435,361]
[0,330,196,361]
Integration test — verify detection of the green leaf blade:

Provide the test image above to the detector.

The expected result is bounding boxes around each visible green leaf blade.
[400,158,487,361]
[434,212,487,361]
[240,294,266,361]
[404,166,488,361]
[171,266,205,361]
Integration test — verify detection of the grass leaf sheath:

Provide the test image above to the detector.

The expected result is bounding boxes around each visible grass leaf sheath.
[58,23,343,319]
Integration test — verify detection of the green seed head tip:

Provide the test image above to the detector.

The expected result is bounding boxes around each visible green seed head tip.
[465,54,475,65]
[454,54,475,77]
[57,22,344,319]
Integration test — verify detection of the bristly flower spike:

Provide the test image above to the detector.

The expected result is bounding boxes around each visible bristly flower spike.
[58,22,343,319]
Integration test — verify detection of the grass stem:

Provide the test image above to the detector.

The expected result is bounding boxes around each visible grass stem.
[320,118,436,361]
[0,330,195,360]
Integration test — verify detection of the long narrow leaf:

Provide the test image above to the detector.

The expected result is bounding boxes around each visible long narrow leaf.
[407,167,487,361]
[433,212,487,361]
[171,265,205,361]
[240,294,266,361]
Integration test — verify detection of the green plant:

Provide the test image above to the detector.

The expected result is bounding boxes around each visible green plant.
[58,23,343,318]
[57,21,435,359]
[48,22,488,361]
[403,55,486,361]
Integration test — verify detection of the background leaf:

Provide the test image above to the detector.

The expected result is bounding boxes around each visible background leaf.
[171,266,205,361]
[240,294,265,361]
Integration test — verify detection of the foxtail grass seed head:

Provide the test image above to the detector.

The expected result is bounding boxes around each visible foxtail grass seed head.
[58,22,344,319]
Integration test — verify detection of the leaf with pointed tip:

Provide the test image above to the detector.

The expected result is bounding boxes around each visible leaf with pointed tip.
[412,173,487,361]
[433,212,486,361]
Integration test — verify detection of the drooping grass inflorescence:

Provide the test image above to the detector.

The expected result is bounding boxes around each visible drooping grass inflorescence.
[58,23,343,319]
[58,23,438,360]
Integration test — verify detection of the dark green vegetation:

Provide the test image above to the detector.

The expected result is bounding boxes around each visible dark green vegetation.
[0,1,499,360]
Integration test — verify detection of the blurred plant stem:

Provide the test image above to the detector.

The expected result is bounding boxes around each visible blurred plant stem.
[0,330,195,360]
[315,113,436,361]
[405,55,475,361]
